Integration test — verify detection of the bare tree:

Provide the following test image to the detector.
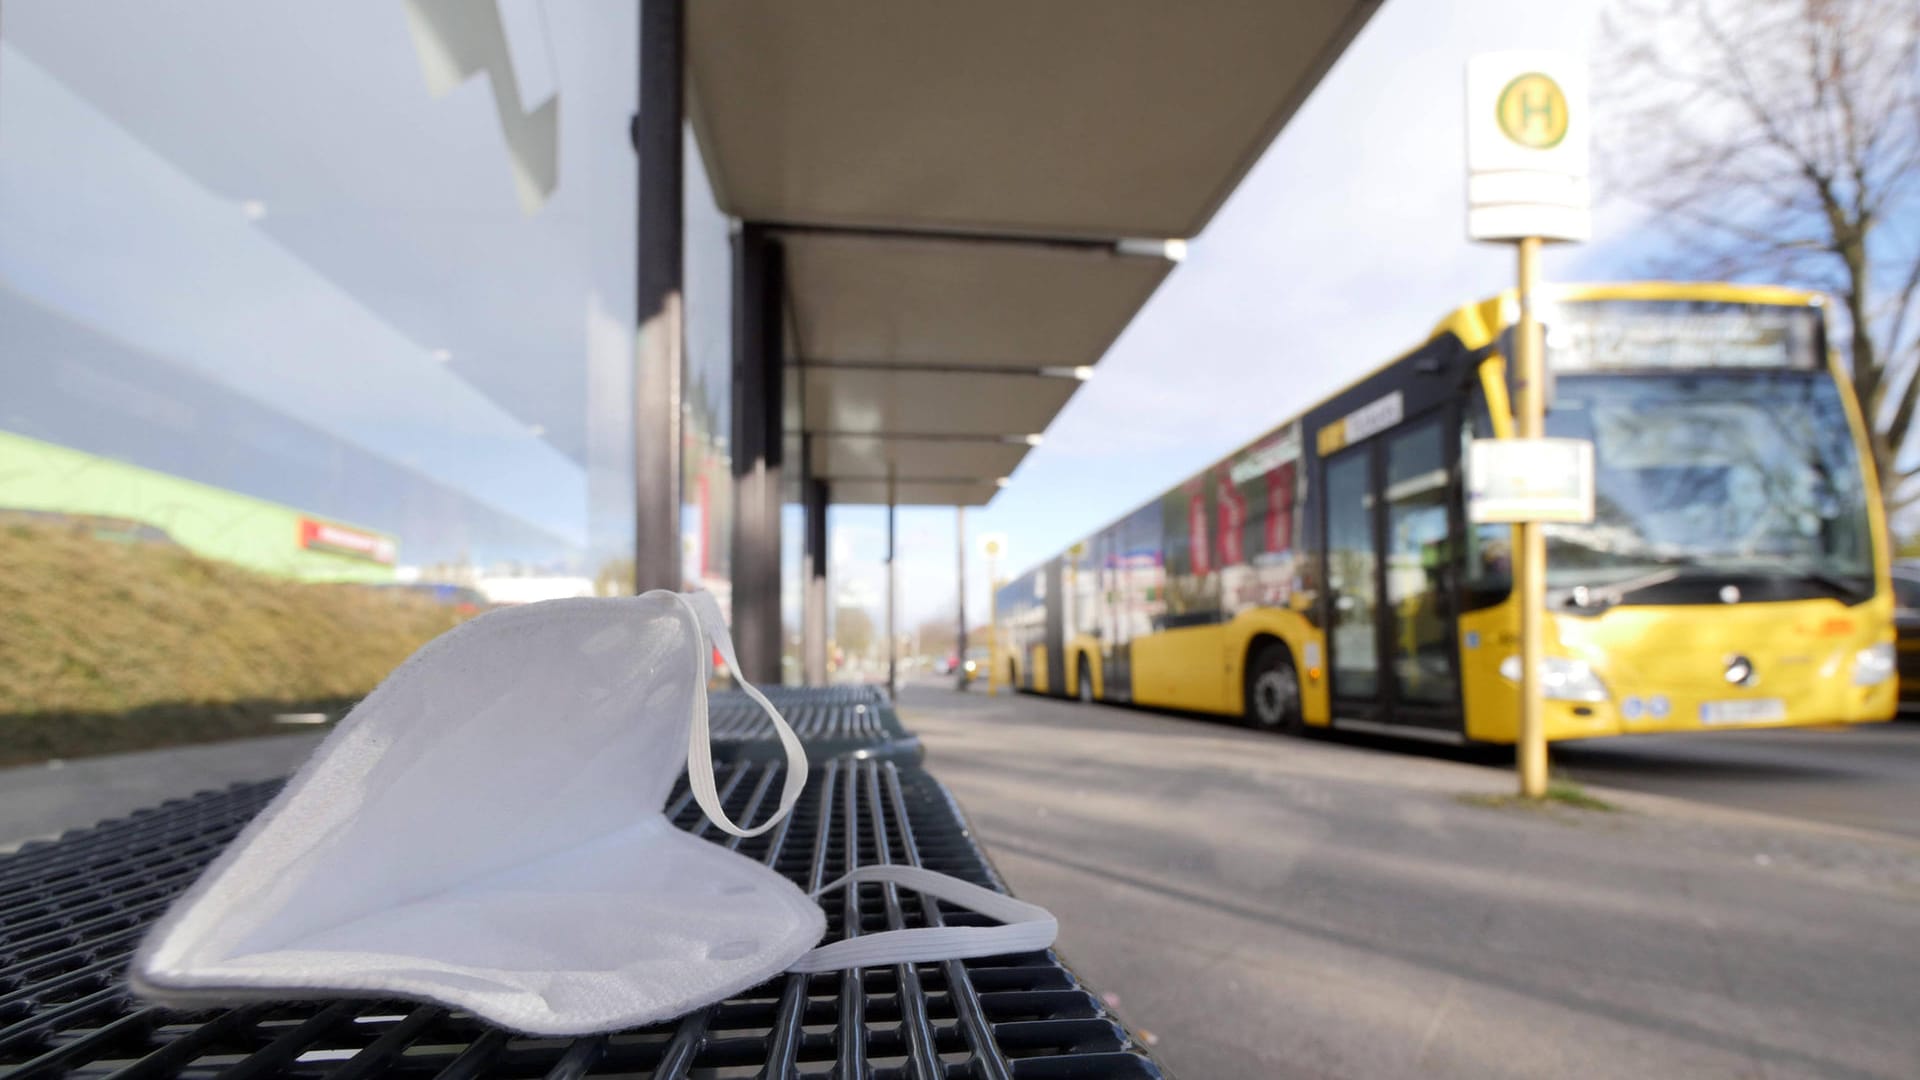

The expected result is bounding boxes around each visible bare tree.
[833,605,874,659]
[1600,0,1920,512]
[912,615,958,661]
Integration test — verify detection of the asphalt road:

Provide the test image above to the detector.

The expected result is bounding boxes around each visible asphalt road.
[908,674,1920,842]
[1552,723,1920,840]
[900,684,1920,1080]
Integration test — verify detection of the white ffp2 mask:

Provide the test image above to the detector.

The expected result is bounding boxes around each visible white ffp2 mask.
[129,591,1054,1035]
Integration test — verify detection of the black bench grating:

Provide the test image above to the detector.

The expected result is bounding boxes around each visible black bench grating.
[0,757,1160,1079]
[711,686,919,765]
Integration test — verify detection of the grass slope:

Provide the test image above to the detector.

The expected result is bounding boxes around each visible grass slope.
[0,522,465,766]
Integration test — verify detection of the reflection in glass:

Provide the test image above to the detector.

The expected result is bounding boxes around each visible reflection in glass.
[1460,393,1513,608]
[1159,478,1220,624]
[682,135,734,610]
[1384,419,1455,704]
[1543,372,1872,598]
[0,2,643,761]
[1325,450,1377,698]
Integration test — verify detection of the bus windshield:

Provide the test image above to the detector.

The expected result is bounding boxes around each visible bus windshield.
[1541,370,1873,600]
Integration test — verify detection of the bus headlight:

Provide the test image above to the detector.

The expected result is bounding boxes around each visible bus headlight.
[1499,655,1609,702]
[1852,642,1895,686]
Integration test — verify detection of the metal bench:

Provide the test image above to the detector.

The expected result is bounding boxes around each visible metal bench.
[0,748,1161,1078]
[711,685,922,765]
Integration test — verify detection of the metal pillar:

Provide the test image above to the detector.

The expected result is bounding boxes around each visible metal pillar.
[802,474,830,683]
[885,465,898,698]
[730,224,783,682]
[633,0,683,593]
[1515,236,1549,798]
[955,507,968,689]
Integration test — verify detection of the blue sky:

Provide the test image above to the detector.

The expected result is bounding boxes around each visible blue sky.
[832,0,1658,634]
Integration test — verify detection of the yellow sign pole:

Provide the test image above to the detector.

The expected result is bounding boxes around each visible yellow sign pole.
[1515,235,1549,798]
[1468,51,1586,798]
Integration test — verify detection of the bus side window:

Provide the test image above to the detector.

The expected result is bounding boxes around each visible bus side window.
[1462,391,1514,608]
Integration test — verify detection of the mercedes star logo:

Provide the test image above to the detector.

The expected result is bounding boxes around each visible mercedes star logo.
[1723,654,1757,686]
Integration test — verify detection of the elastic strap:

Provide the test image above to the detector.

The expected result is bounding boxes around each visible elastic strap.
[673,591,809,838]
[786,865,1058,973]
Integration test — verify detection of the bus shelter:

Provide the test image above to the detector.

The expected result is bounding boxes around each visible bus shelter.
[0,3,1381,1076]
[640,0,1383,684]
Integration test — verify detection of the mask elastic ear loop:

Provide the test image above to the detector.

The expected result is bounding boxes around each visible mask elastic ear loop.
[674,591,809,838]
[787,865,1058,973]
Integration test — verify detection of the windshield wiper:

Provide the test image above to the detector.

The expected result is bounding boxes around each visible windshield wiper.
[1560,559,1872,608]
[1559,566,1687,610]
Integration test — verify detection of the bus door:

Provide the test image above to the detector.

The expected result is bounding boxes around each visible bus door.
[1043,557,1066,695]
[1323,411,1463,733]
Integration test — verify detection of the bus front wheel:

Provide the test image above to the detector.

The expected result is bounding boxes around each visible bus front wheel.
[1245,643,1302,734]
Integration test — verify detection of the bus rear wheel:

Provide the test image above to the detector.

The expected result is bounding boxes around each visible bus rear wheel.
[1246,643,1302,734]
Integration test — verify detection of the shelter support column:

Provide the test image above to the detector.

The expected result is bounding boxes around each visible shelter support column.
[730,223,783,682]
[802,475,830,684]
[633,0,683,592]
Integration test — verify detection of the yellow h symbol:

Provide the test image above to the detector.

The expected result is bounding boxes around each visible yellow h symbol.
[1496,73,1570,149]
[1519,87,1554,132]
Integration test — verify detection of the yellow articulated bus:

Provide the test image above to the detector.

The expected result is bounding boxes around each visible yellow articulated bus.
[993,282,1897,744]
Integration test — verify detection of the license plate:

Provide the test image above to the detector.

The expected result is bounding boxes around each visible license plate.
[1698,698,1787,725]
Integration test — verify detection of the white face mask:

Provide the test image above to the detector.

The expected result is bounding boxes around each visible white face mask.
[129,591,1053,1036]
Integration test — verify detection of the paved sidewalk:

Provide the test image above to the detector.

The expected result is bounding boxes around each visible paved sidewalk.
[900,686,1920,1080]
[0,732,322,851]
[1553,723,1920,839]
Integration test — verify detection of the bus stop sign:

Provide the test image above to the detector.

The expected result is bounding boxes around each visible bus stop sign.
[1466,52,1590,243]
